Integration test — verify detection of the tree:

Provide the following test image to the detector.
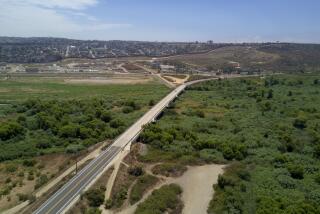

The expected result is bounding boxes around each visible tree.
[217,175,235,189]
[59,124,79,138]
[149,99,155,106]
[293,117,307,129]
[110,119,125,129]
[128,166,144,177]
[85,189,105,207]
[315,173,320,184]
[122,106,134,114]
[100,111,112,123]
[267,89,273,99]
[0,122,25,140]
[85,208,102,214]
[287,164,304,179]
[314,145,320,159]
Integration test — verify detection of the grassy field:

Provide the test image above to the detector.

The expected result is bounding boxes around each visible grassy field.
[139,74,320,213]
[0,75,159,104]
[0,76,169,211]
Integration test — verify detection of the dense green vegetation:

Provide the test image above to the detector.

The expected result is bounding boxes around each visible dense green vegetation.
[139,74,320,213]
[129,174,158,204]
[84,187,106,207]
[151,163,187,177]
[0,80,169,161]
[135,184,183,214]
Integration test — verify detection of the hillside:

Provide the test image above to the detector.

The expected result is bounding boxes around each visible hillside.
[164,43,320,73]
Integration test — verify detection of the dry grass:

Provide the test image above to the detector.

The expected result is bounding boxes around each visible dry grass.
[166,46,280,70]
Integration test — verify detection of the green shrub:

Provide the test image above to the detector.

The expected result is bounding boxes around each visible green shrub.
[0,122,25,141]
[105,199,113,209]
[130,174,158,204]
[127,166,144,177]
[5,164,17,173]
[59,124,79,138]
[100,111,112,123]
[151,163,187,177]
[22,159,37,167]
[110,119,125,128]
[35,174,49,189]
[84,188,105,207]
[293,117,307,129]
[135,184,182,214]
[122,106,134,114]
[217,175,236,189]
[84,207,102,214]
[66,144,85,154]
[16,193,29,202]
[112,187,128,208]
[314,145,320,158]
[287,164,304,179]
[315,173,320,184]
[149,99,155,106]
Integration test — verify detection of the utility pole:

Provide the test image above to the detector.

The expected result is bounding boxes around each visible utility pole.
[76,157,78,174]
[75,152,79,174]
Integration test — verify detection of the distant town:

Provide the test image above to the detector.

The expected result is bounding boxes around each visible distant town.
[0,37,226,63]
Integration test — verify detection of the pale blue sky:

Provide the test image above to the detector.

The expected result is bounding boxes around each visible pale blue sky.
[0,0,319,42]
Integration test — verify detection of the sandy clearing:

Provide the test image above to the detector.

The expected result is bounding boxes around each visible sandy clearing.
[117,164,225,214]
[64,77,152,85]
[162,75,190,84]
[176,165,225,214]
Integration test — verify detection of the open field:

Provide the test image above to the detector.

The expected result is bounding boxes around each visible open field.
[0,75,169,211]
[138,74,320,213]
[0,74,159,104]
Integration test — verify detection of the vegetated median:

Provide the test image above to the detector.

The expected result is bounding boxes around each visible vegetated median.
[137,74,320,213]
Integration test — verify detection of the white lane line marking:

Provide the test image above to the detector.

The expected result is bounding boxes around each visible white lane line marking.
[34,146,116,214]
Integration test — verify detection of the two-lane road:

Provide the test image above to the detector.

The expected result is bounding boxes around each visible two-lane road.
[34,146,121,214]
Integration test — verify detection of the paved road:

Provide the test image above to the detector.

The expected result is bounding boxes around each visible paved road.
[33,146,121,214]
[34,83,188,214]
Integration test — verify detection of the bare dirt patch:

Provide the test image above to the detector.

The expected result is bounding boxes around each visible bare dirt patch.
[64,76,152,85]
[118,164,225,214]
[175,165,225,214]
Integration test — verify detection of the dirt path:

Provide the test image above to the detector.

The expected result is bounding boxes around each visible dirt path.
[117,164,225,214]
[133,64,176,88]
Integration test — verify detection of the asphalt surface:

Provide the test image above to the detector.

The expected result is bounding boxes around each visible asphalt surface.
[33,146,121,214]
[33,84,187,214]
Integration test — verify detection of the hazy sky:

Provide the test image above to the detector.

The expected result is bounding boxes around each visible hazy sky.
[0,0,319,42]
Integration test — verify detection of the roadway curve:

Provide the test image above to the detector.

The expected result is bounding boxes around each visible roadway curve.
[33,78,219,214]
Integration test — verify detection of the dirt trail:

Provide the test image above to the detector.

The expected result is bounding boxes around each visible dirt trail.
[117,164,225,214]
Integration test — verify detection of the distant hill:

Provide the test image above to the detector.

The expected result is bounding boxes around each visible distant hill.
[164,43,320,73]
[0,37,223,63]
